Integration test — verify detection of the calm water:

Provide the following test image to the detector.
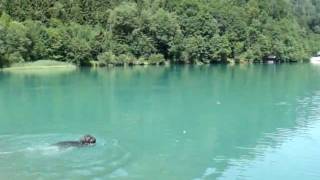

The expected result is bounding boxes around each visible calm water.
[0,64,320,180]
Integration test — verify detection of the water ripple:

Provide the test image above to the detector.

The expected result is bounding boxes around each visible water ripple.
[0,134,131,179]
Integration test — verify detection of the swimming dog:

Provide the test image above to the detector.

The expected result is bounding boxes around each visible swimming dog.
[53,135,96,148]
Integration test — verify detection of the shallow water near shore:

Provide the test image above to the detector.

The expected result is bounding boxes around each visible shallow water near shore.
[1,64,320,179]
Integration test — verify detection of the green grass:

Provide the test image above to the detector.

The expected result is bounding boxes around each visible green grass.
[1,60,76,74]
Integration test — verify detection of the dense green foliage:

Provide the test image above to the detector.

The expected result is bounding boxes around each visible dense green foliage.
[0,0,319,67]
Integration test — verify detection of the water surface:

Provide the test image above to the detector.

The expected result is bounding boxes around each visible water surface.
[0,64,320,179]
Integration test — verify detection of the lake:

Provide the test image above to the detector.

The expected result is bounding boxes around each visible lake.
[0,64,320,180]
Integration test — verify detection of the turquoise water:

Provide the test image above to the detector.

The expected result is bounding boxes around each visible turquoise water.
[0,64,320,180]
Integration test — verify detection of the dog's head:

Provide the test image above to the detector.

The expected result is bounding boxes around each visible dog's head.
[80,135,96,145]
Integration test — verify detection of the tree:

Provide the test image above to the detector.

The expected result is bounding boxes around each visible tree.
[0,0,319,65]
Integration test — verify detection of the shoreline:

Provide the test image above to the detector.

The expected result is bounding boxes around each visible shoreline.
[1,65,77,71]
[88,61,307,68]
[0,60,309,72]
[87,59,305,68]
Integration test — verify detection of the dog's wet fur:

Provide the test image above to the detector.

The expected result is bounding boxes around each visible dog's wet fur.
[53,135,96,148]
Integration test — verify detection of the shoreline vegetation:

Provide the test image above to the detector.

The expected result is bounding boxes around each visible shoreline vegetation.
[1,0,320,69]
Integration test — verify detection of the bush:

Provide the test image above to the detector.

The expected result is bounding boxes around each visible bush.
[97,51,117,65]
[147,54,165,64]
[137,56,147,64]
[7,52,24,64]
[117,53,136,64]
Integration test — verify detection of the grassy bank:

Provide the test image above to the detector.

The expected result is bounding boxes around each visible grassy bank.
[1,60,76,74]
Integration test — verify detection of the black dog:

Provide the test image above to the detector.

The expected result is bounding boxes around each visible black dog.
[53,135,96,148]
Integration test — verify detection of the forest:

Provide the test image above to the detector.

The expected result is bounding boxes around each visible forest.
[0,0,320,67]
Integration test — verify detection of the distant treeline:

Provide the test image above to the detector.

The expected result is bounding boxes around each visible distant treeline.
[0,0,320,67]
